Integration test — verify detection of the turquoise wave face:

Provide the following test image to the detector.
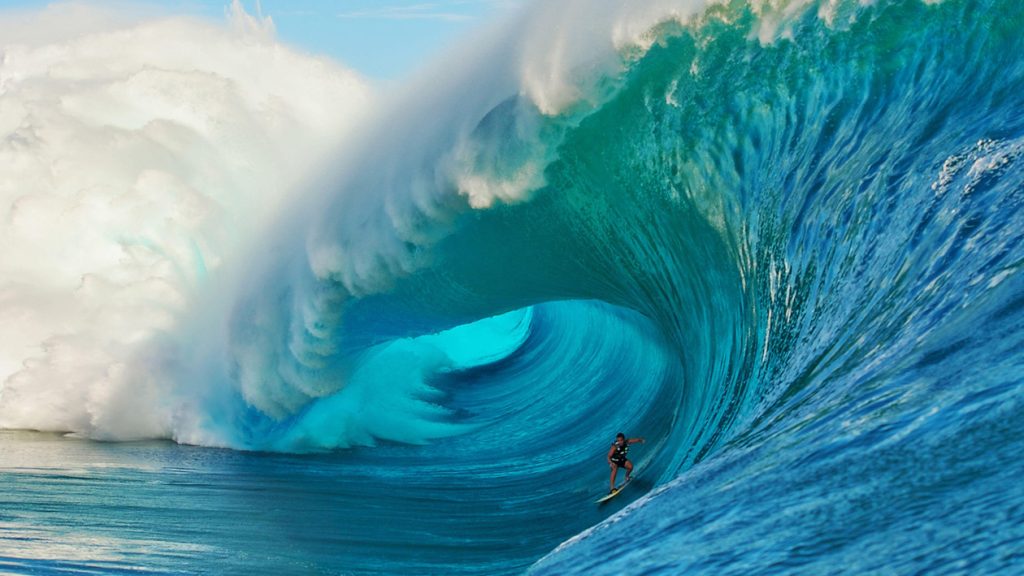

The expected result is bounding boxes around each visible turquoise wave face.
[528,0,1024,572]
[179,0,1024,571]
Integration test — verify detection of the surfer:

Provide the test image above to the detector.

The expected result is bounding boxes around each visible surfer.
[607,432,645,493]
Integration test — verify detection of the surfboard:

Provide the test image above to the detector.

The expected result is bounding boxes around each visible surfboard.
[596,477,632,504]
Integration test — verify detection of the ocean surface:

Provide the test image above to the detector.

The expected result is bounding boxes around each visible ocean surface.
[2,0,1024,574]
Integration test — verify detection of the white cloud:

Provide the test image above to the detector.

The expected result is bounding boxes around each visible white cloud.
[336,4,471,21]
[333,1,520,22]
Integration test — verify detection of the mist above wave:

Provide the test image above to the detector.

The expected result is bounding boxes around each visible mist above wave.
[0,1,369,439]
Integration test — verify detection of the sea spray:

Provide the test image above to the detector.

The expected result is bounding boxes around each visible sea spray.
[0,1,369,439]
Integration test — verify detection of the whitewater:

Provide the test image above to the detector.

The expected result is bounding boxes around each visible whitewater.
[2,0,1023,573]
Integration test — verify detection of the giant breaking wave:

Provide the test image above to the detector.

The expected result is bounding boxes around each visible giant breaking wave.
[2,0,1024,573]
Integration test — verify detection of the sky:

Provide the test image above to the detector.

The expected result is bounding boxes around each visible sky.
[0,0,523,78]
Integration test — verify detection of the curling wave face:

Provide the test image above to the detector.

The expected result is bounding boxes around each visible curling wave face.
[3,0,1024,573]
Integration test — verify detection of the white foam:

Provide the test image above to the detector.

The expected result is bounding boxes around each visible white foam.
[0,1,369,438]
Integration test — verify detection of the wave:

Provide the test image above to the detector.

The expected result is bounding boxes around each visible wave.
[3,0,1024,573]
[0,0,369,440]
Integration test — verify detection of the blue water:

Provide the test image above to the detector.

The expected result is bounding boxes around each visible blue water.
[4,0,1024,573]
[0,306,681,574]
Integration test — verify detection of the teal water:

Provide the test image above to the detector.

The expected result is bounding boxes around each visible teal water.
[1,304,679,574]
